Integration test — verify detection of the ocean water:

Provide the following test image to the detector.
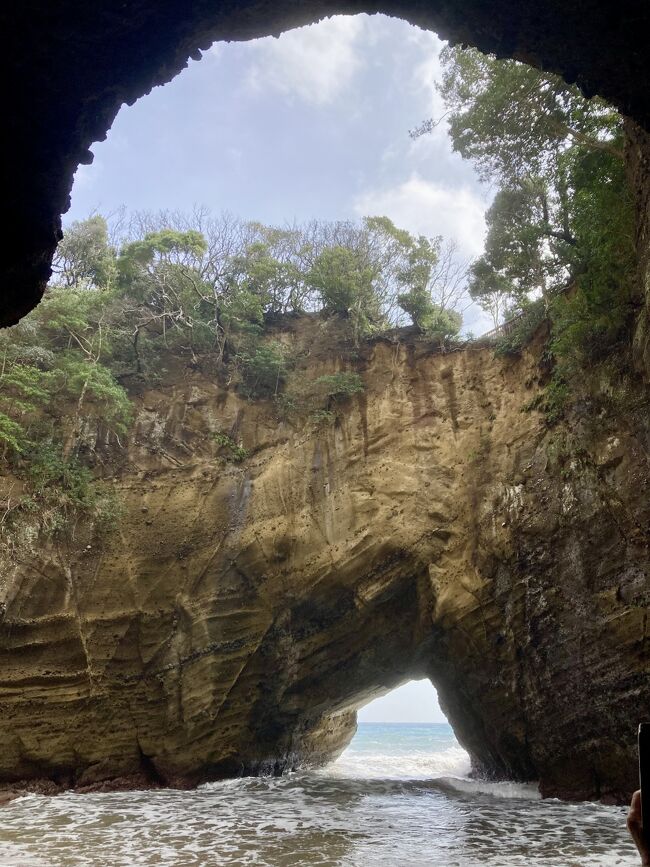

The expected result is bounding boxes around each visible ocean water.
[0,723,638,866]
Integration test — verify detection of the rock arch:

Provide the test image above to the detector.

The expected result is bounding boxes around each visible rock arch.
[3,0,650,327]
[1,330,647,801]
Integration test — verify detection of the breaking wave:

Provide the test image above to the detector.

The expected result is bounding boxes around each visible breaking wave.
[0,723,634,866]
[325,744,471,781]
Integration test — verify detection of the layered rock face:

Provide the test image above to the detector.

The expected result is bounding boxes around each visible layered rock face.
[0,321,648,801]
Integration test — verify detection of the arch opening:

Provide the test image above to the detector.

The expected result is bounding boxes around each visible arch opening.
[327,679,472,781]
[65,13,492,336]
[357,678,447,724]
[4,0,650,327]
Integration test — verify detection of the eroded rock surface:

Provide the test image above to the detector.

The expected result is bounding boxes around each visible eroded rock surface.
[0,321,648,801]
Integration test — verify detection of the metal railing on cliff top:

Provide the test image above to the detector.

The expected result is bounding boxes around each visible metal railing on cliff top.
[479,306,531,342]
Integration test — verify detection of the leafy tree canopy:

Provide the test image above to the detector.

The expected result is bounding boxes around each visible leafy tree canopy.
[423,44,636,382]
[0,211,471,540]
[435,45,623,186]
[52,215,116,290]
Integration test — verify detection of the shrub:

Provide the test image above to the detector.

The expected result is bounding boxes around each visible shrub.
[543,376,570,424]
[309,409,336,427]
[279,370,365,426]
[212,431,248,462]
[493,298,546,356]
[238,341,289,398]
[14,442,123,540]
[0,413,27,457]
[398,291,462,341]
[312,372,365,400]
[549,281,635,375]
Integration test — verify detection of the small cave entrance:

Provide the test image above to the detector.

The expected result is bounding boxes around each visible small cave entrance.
[357,678,447,724]
[328,679,470,780]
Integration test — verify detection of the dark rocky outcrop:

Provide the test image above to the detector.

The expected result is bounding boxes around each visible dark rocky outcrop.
[3,0,650,327]
[0,322,648,802]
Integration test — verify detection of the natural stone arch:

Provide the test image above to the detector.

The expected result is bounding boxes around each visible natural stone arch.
[3,0,650,327]
[1,326,647,801]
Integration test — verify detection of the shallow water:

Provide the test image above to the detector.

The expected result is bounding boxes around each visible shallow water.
[0,724,638,866]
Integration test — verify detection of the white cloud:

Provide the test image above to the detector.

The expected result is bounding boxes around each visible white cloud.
[358,679,448,723]
[406,34,453,151]
[72,158,103,191]
[411,37,444,99]
[411,55,447,136]
[244,15,366,105]
[462,304,494,337]
[353,173,487,257]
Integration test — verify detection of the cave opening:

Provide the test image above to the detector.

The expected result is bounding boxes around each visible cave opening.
[1,1,649,862]
[0,0,648,823]
[357,678,447,724]
[5,0,649,331]
[329,679,472,780]
[65,13,493,335]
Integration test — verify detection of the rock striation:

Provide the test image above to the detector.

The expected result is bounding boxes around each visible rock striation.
[0,319,648,802]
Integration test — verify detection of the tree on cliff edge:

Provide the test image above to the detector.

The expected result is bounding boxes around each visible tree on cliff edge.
[417,44,636,373]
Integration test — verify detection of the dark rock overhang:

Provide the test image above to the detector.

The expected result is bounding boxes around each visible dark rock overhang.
[3,0,649,327]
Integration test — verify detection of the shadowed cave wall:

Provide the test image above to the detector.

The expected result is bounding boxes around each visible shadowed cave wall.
[2,0,650,328]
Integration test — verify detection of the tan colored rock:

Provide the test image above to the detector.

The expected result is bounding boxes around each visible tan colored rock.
[0,321,648,802]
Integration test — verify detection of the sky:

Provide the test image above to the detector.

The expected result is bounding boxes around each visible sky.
[358,679,448,723]
[69,13,493,334]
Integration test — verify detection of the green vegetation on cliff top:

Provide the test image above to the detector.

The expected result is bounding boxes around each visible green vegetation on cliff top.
[0,211,467,543]
[428,45,638,414]
[0,47,640,543]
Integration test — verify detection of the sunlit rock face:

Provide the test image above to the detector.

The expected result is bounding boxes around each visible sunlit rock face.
[3,0,650,327]
[0,318,648,802]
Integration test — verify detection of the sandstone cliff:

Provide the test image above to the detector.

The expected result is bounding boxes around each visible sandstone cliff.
[0,317,648,802]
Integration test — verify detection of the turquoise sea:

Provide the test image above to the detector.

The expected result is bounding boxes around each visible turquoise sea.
[0,723,638,866]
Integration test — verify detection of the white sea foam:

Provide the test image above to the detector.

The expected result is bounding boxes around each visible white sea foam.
[325,742,542,801]
[325,745,471,780]
[0,726,637,866]
[439,775,541,800]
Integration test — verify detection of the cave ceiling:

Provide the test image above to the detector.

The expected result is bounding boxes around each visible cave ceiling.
[4,0,649,328]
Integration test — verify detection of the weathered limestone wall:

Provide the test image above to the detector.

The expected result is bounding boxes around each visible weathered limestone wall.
[0,322,648,802]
